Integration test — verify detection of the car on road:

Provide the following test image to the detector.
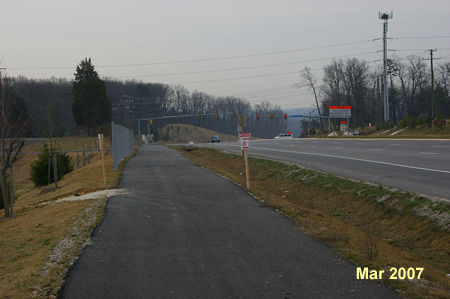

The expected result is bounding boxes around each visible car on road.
[210,135,220,143]
[274,132,293,139]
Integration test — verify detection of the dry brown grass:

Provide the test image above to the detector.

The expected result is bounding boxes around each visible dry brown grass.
[178,147,450,298]
[0,137,122,298]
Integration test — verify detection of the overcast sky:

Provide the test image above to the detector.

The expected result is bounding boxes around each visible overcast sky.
[1,0,449,109]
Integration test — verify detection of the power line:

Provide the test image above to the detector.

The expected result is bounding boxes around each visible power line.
[393,35,450,40]
[112,51,377,79]
[177,71,300,84]
[8,39,376,71]
[243,89,310,99]
[235,84,296,95]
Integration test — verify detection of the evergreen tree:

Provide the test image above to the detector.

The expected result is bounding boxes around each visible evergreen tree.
[72,58,111,135]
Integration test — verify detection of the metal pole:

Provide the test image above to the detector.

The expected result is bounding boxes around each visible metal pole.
[9,166,13,217]
[383,19,389,122]
[328,116,331,134]
[137,119,141,145]
[308,112,311,137]
[430,49,435,131]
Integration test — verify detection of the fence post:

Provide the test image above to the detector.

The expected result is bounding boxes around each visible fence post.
[48,157,51,185]
[99,134,107,188]
[52,153,58,189]
[9,166,13,217]
[77,154,80,169]
[138,119,142,145]
[83,150,86,167]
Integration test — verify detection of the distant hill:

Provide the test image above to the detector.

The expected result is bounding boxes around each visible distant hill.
[283,108,318,137]
[284,107,318,116]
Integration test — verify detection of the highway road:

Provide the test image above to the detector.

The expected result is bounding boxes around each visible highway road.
[61,145,398,298]
[201,138,450,199]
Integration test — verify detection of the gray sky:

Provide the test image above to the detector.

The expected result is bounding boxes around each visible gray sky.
[1,0,449,109]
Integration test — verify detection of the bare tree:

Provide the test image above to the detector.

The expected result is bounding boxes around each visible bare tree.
[297,67,323,130]
[438,62,450,93]
[406,56,428,117]
[0,74,30,217]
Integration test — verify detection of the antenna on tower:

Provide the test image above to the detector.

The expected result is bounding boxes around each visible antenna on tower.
[379,11,393,122]
[378,11,393,20]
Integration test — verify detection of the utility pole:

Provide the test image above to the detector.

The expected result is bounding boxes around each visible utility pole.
[379,11,393,122]
[376,75,381,123]
[423,49,439,130]
[430,49,436,130]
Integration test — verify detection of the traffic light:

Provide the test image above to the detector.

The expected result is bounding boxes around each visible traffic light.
[149,119,153,125]
[215,113,219,119]
[256,114,260,120]
[200,114,204,119]
[284,114,287,119]
[270,114,273,119]
[234,112,238,119]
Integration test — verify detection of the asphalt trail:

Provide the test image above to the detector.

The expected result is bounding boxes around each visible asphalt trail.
[60,145,399,298]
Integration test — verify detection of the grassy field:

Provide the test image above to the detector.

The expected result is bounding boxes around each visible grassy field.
[158,123,238,144]
[177,146,449,298]
[0,137,125,298]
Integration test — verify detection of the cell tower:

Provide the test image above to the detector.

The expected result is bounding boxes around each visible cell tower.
[379,11,393,122]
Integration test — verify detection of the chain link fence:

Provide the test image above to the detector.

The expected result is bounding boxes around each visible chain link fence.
[112,121,134,169]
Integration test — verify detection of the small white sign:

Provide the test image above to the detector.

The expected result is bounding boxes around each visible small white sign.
[240,137,249,150]
[98,134,103,150]
[239,132,251,150]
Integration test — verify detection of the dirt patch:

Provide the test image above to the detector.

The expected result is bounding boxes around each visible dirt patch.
[32,198,107,298]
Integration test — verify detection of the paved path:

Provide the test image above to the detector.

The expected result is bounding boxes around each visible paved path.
[61,145,398,298]
[201,139,450,199]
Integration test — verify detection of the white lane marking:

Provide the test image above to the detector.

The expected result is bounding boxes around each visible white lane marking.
[369,148,382,151]
[334,147,343,149]
[389,144,401,146]
[242,146,450,174]
[434,145,450,148]
[420,152,439,155]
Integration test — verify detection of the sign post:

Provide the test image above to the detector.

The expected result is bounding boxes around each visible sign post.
[239,132,251,190]
[329,106,352,133]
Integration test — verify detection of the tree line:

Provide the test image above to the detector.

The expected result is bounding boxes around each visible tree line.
[305,57,450,128]
[9,60,285,139]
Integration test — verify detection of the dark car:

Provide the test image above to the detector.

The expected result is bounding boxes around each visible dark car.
[210,135,220,143]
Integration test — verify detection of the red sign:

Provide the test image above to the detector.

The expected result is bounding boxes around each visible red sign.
[239,133,251,138]
[329,106,351,109]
